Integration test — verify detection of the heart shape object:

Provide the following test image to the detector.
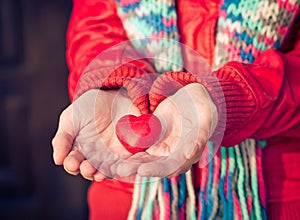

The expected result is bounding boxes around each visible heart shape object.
[116,114,162,154]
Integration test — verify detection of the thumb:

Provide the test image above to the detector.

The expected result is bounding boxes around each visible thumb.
[52,105,76,165]
[52,90,105,165]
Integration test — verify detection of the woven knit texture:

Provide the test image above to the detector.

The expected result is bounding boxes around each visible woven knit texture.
[214,0,299,69]
[113,0,300,219]
[115,0,183,72]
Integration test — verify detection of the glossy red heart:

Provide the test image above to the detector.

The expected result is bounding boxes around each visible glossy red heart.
[115,114,162,154]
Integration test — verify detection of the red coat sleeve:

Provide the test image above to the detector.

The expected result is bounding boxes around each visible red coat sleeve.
[213,27,300,146]
[67,0,125,99]
[146,24,300,147]
[66,0,155,105]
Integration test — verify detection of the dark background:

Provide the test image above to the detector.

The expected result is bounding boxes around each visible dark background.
[0,0,90,219]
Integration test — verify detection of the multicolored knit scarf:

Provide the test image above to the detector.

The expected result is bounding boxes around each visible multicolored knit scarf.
[115,0,299,219]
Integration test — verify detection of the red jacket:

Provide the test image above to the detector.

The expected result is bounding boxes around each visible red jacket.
[66,0,300,219]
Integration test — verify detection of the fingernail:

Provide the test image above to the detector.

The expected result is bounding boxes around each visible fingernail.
[53,150,60,165]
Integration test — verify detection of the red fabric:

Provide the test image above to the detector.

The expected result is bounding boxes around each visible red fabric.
[88,180,133,219]
[74,62,156,114]
[66,0,300,219]
[268,201,300,220]
[66,0,155,102]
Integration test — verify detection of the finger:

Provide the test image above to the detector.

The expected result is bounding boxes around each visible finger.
[115,152,162,177]
[56,105,76,136]
[137,159,179,177]
[137,150,187,177]
[138,140,205,178]
[93,171,107,182]
[63,148,85,175]
[80,160,97,180]
[164,144,204,178]
[98,152,150,179]
[166,151,202,178]
[81,175,93,181]
[116,162,139,177]
[98,158,121,178]
[184,138,206,160]
[52,106,76,165]
[167,161,192,178]
[52,132,74,165]
[82,143,120,178]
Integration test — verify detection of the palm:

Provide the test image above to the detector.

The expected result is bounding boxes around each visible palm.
[53,84,217,180]
[52,89,141,181]
[117,83,218,178]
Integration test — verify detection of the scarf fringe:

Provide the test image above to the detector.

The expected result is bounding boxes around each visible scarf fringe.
[128,139,267,220]
[114,1,300,219]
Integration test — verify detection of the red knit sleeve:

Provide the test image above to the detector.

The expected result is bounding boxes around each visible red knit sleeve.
[149,43,300,147]
[211,16,300,147]
[149,10,300,147]
[66,0,155,112]
[211,18,300,146]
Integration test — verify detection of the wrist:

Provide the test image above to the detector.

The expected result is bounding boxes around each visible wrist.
[149,71,226,147]
[183,83,218,137]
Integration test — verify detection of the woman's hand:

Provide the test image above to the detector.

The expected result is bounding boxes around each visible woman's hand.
[52,83,218,181]
[52,89,140,181]
[116,83,218,178]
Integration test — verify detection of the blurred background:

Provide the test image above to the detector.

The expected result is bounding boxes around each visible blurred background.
[0,0,90,219]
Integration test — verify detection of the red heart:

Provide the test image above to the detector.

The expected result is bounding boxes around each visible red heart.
[115,114,162,154]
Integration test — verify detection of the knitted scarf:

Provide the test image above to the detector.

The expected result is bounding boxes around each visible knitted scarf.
[114,0,300,219]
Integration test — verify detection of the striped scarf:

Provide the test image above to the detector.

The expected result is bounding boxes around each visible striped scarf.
[115,0,300,219]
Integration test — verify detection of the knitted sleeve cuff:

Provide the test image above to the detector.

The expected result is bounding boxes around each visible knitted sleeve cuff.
[148,71,226,146]
[149,63,258,147]
[213,62,256,146]
[73,60,156,114]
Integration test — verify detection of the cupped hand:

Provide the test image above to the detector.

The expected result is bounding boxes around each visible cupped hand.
[116,83,218,178]
[52,89,140,181]
[52,83,218,181]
